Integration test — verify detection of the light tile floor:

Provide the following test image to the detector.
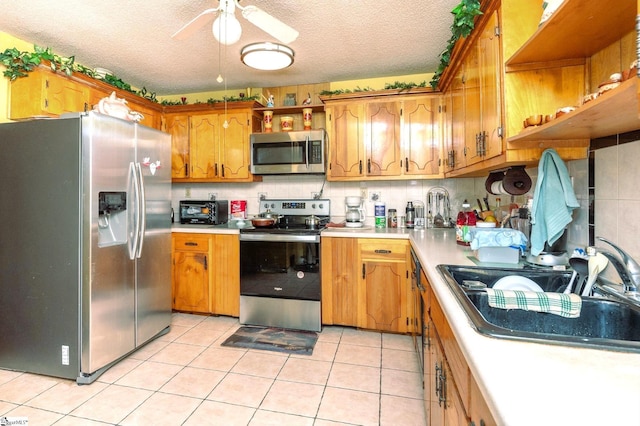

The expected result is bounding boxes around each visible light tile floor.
[0,313,427,425]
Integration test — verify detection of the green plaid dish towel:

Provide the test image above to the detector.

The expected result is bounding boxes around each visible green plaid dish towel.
[485,289,582,318]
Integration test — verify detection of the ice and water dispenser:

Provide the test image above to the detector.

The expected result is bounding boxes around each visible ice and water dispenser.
[98,191,127,247]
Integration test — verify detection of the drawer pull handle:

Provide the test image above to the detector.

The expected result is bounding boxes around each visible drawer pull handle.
[374,249,392,254]
[185,242,198,246]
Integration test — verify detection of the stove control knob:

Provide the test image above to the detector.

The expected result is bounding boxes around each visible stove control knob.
[311,203,317,209]
[318,203,324,209]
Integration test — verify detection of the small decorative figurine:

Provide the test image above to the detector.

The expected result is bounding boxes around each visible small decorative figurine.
[302,92,312,105]
[261,91,274,107]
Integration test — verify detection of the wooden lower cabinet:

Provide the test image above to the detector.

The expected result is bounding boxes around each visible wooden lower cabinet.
[321,236,410,332]
[421,269,496,426]
[321,237,359,326]
[171,233,239,316]
[172,233,211,313]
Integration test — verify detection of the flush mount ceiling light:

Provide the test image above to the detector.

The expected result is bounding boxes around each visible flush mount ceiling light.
[241,42,294,71]
[172,0,299,46]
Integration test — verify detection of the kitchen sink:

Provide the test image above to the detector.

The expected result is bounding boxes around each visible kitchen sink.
[437,265,640,352]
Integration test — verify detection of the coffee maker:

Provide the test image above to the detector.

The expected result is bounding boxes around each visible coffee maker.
[345,196,366,228]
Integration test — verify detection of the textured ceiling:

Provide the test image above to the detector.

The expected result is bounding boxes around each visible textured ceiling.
[0,0,461,95]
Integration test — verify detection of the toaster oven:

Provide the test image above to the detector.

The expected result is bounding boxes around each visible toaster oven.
[179,200,229,225]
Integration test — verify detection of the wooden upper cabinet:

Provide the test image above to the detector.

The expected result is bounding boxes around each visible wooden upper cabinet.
[167,103,262,183]
[365,100,402,177]
[403,96,441,177]
[477,10,502,161]
[10,67,89,119]
[219,110,253,180]
[165,114,190,179]
[8,65,163,129]
[190,114,220,179]
[326,102,365,179]
[324,92,442,181]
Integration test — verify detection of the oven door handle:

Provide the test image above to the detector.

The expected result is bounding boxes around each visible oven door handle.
[239,233,320,243]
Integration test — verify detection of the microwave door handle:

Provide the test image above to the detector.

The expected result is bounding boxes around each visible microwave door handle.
[305,135,310,169]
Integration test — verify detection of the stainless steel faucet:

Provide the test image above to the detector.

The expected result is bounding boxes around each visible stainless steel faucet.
[596,236,640,292]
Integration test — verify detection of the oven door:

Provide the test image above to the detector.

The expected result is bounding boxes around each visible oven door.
[240,234,320,301]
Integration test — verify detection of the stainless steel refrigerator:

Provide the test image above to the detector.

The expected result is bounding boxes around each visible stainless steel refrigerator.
[0,112,172,384]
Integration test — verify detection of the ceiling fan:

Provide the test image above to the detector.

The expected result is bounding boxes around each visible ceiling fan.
[172,0,299,45]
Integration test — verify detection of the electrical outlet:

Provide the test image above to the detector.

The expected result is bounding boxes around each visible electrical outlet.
[208,192,217,200]
[311,192,320,199]
[360,188,368,200]
[185,187,191,198]
[370,192,381,202]
[258,192,267,201]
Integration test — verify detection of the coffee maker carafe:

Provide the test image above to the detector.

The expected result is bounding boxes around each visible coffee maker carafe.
[345,196,366,228]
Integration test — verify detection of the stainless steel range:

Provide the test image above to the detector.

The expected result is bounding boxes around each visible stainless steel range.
[239,198,330,332]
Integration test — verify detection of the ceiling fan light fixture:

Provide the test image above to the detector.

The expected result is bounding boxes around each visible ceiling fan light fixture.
[212,12,242,45]
[241,42,294,71]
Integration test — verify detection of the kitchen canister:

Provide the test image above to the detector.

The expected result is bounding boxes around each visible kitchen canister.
[387,208,397,228]
[303,107,313,130]
[374,201,386,228]
[280,116,293,131]
[263,111,273,132]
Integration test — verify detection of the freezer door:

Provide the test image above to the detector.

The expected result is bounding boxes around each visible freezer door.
[134,124,172,345]
[81,113,137,375]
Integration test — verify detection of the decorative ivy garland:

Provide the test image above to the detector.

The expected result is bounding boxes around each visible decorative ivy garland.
[0,45,158,102]
[430,0,482,89]
[1,2,481,100]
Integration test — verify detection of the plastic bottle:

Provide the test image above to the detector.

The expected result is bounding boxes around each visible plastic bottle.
[374,201,386,228]
[405,201,415,229]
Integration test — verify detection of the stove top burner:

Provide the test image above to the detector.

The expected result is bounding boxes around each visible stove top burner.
[242,198,331,234]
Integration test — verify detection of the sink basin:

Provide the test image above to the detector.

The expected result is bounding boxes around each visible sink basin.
[437,264,640,352]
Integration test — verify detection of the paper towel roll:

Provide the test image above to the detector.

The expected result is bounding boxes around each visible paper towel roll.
[491,181,508,195]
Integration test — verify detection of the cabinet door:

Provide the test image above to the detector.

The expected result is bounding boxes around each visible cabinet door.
[219,111,251,180]
[358,239,409,332]
[42,72,90,116]
[469,372,497,426]
[403,96,441,177]
[211,234,240,316]
[478,10,503,161]
[463,46,483,167]
[190,114,220,179]
[166,114,190,179]
[172,234,210,313]
[10,69,89,119]
[326,103,365,178]
[365,101,402,176]
[450,67,467,170]
[321,237,359,326]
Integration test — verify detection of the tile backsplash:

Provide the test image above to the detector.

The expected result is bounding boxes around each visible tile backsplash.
[171,142,638,286]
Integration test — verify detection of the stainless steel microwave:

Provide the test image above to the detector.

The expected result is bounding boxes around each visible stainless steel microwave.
[250,129,326,175]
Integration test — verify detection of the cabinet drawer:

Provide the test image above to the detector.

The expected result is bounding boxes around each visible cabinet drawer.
[173,234,210,251]
[359,239,408,261]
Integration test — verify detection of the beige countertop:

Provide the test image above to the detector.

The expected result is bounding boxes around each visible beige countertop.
[172,223,640,424]
[409,228,640,426]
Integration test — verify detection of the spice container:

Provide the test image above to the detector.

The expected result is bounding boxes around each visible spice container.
[388,209,397,228]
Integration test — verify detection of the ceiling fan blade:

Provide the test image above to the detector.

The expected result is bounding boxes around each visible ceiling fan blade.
[241,5,299,44]
[172,8,219,40]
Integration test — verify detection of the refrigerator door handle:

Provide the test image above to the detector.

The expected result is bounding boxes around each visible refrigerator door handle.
[127,162,140,260]
[129,161,141,260]
[135,162,146,259]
